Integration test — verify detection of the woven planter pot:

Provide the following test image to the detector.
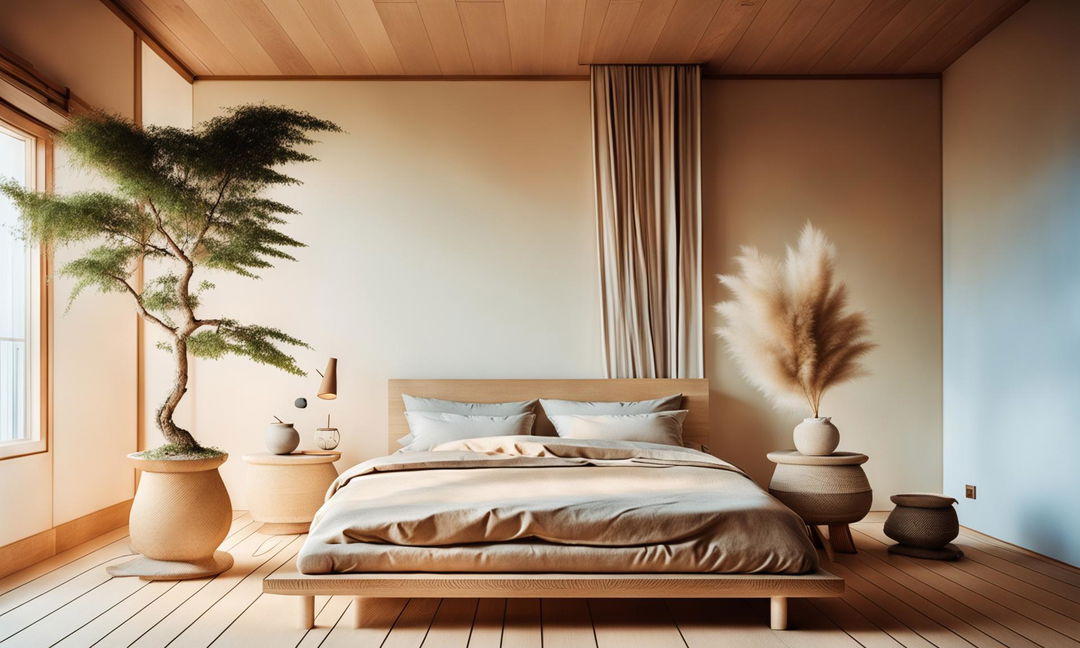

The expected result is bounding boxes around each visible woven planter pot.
[107,453,234,580]
[884,493,963,560]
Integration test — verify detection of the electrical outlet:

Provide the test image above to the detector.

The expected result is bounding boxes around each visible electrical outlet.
[965,484,977,499]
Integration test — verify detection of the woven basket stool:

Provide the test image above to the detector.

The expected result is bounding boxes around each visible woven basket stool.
[884,493,964,560]
[767,451,872,560]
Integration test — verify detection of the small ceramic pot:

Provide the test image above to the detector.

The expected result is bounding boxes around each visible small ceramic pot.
[265,422,300,454]
[793,417,840,456]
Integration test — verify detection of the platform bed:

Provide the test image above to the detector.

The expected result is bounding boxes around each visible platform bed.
[267,379,843,631]
[263,567,844,630]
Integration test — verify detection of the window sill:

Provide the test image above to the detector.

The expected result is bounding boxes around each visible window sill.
[0,438,47,460]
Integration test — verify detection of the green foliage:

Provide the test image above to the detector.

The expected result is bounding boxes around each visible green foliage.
[0,105,339,447]
[188,320,309,375]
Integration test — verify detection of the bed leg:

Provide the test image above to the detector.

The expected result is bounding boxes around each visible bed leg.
[299,596,315,629]
[770,596,788,630]
[354,597,365,628]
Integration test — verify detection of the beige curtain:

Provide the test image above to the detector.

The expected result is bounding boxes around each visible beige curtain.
[591,65,702,379]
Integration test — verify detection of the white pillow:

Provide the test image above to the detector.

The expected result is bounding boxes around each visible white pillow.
[539,393,682,417]
[548,410,688,447]
[403,394,537,416]
[400,411,536,451]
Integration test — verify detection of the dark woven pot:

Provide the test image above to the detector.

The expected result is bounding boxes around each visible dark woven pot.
[884,505,959,549]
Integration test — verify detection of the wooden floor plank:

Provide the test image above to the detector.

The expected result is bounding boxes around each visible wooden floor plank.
[541,598,596,648]
[778,598,862,647]
[293,595,353,647]
[590,599,686,648]
[667,598,786,648]
[854,524,1080,647]
[421,597,476,647]
[806,597,904,648]
[827,559,970,648]
[953,538,1080,601]
[502,598,543,648]
[124,527,285,646]
[837,549,1007,648]
[849,529,1037,648]
[957,528,1080,585]
[3,519,1079,647]
[168,534,305,645]
[382,597,441,648]
[466,598,505,648]
[0,527,129,598]
[318,596,406,648]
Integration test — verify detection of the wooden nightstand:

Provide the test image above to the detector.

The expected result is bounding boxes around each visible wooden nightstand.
[242,451,341,535]
[767,450,872,560]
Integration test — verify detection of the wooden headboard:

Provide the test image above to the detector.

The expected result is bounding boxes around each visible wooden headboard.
[387,378,709,452]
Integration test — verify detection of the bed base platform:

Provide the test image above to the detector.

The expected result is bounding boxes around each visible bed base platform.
[263,567,844,631]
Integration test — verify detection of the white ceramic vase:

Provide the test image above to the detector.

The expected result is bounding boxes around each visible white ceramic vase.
[793,417,840,456]
[265,422,300,454]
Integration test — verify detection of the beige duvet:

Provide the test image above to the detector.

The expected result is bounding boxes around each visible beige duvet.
[297,436,818,574]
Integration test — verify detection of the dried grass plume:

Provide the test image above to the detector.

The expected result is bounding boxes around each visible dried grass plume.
[714,223,875,417]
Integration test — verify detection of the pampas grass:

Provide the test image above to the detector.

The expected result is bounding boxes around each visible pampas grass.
[714,223,875,417]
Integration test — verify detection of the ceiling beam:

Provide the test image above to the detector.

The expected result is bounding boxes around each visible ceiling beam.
[97,0,196,83]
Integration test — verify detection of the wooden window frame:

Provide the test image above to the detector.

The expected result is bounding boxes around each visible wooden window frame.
[0,101,52,461]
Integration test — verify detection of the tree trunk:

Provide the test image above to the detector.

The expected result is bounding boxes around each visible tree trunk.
[157,335,198,449]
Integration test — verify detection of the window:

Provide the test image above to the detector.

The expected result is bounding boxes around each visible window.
[0,110,48,459]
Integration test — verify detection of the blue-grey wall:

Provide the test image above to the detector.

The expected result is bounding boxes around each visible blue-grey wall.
[942,0,1080,565]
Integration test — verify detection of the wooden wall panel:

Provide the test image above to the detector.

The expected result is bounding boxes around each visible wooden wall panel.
[110,0,1028,78]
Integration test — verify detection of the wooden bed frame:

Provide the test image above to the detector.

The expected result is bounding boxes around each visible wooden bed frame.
[263,379,844,630]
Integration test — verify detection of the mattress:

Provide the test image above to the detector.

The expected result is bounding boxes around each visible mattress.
[297,436,818,574]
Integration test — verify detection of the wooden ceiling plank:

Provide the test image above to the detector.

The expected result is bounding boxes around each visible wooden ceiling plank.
[809,0,908,73]
[183,0,281,74]
[375,2,442,74]
[132,0,239,75]
[781,0,873,73]
[505,0,546,74]
[751,0,835,73]
[591,1,640,63]
[416,0,474,74]
[871,0,971,73]
[845,0,950,73]
[335,0,406,74]
[262,0,345,74]
[222,0,316,74]
[577,0,612,65]
[101,0,197,80]
[544,0,588,74]
[720,0,801,73]
[457,1,513,74]
[620,0,677,62]
[932,0,1026,70]
[899,0,1023,72]
[297,0,377,74]
[649,0,722,63]
[694,0,765,69]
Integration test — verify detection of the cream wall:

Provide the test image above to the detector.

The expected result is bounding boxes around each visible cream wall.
[0,0,137,542]
[942,0,1080,564]
[190,81,603,505]
[702,80,943,509]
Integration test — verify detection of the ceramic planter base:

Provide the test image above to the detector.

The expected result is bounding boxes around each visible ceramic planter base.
[113,453,234,581]
[106,551,234,580]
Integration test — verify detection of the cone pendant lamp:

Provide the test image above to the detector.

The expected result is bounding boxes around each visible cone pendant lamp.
[317,357,337,400]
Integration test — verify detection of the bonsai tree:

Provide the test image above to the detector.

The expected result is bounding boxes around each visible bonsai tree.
[1,105,340,457]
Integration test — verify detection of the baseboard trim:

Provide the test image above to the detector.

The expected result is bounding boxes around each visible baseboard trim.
[0,499,132,579]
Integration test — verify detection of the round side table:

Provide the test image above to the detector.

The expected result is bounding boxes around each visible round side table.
[242,451,341,535]
[767,450,872,559]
